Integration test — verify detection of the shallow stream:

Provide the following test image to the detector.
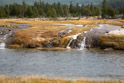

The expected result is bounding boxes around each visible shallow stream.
[0,49,124,81]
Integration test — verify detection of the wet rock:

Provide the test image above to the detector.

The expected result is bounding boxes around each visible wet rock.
[58,27,72,37]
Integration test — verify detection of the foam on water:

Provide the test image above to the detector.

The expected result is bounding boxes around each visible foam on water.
[79,37,86,50]
[0,34,7,49]
[0,43,5,49]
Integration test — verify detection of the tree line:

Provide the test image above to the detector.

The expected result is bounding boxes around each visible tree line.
[0,0,124,19]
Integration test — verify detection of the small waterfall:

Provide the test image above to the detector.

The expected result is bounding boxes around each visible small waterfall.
[0,43,6,49]
[66,39,73,49]
[0,34,8,49]
[79,37,86,50]
[66,33,81,49]
[78,31,87,50]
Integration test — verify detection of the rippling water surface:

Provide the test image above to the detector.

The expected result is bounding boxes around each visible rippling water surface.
[0,49,124,80]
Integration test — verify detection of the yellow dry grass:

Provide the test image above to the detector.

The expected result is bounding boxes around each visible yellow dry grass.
[0,18,107,25]
[0,22,18,28]
[98,34,124,49]
[116,19,124,23]
[0,76,122,83]
[106,22,124,26]
[7,19,101,48]
[1,18,124,48]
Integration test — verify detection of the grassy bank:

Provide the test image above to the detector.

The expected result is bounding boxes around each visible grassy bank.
[98,34,124,50]
[0,76,122,83]
[1,18,124,48]
[3,19,101,48]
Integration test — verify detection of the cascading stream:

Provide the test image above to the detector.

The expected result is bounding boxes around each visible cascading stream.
[0,34,8,49]
[78,31,87,50]
[66,39,73,49]
[79,37,86,50]
[0,43,6,49]
[63,24,88,49]
[66,33,81,49]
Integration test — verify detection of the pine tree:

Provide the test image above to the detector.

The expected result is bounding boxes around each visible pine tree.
[0,6,6,18]
[90,3,95,16]
[57,2,64,17]
[102,0,108,18]
[107,7,116,18]
[47,8,57,18]
[81,7,91,17]
[26,6,34,18]
[45,3,51,15]
[119,8,124,15]
[39,9,46,17]
[76,3,81,16]
[80,4,84,16]
[22,1,27,17]
[39,1,46,17]
[94,7,102,16]
[4,5,10,17]
[84,8,91,17]
[63,4,69,17]
[34,1,39,8]
[10,3,21,17]
[33,7,39,17]
[69,2,75,14]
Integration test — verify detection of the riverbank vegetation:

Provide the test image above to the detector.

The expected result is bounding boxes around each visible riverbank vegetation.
[98,34,124,50]
[0,18,123,49]
[0,76,122,83]
[5,19,103,48]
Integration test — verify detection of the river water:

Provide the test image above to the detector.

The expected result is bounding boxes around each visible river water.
[0,49,124,81]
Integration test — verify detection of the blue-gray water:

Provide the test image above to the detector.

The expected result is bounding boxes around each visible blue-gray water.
[0,49,124,80]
